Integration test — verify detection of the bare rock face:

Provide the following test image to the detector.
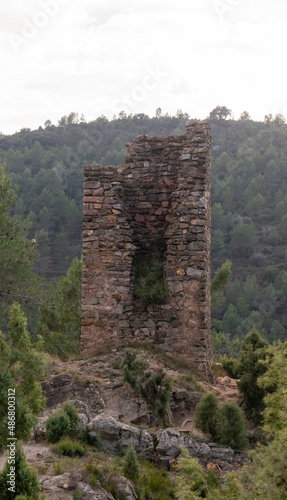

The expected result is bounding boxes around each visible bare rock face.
[41,375,106,413]
[104,384,150,425]
[41,472,115,499]
[155,428,249,465]
[78,483,115,500]
[114,477,138,500]
[41,472,83,492]
[87,413,154,452]
[156,429,183,455]
[88,414,119,448]
[41,371,151,426]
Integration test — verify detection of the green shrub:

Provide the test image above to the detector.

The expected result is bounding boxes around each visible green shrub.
[140,368,173,426]
[216,402,247,450]
[195,394,247,450]
[174,448,218,499]
[46,402,80,443]
[62,402,79,433]
[220,354,240,378]
[73,490,85,500]
[123,447,140,483]
[195,393,219,440]
[174,447,244,499]
[176,373,204,392]
[122,348,149,391]
[134,252,167,305]
[46,411,71,443]
[122,349,173,425]
[137,460,174,500]
[0,445,41,499]
[236,327,269,423]
[51,438,86,457]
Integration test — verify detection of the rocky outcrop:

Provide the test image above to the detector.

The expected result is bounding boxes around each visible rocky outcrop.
[87,413,154,452]
[41,375,106,414]
[171,388,203,412]
[41,472,115,499]
[114,477,138,500]
[156,428,250,465]
[41,373,151,425]
[41,470,138,499]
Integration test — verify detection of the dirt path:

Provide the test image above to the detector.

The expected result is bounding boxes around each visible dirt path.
[0,442,55,472]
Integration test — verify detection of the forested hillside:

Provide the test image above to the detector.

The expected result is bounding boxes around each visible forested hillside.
[1,109,286,347]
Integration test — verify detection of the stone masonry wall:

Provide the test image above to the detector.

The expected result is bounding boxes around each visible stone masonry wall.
[81,121,212,381]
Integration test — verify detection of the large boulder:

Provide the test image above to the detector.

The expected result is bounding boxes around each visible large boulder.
[114,477,138,500]
[156,429,184,454]
[87,413,153,452]
[41,472,82,492]
[41,472,115,499]
[88,414,119,448]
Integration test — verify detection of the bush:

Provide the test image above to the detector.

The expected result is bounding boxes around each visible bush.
[51,438,86,457]
[73,490,85,500]
[62,402,79,433]
[264,265,278,283]
[138,461,174,499]
[195,393,219,440]
[195,395,247,450]
[220,354,240,378]
[122,348,149,391]
[140,368,173,426]
[236,327,269,423]
[123,447,140,483]
[216,402,247,450]
[122,349,173,425]
[174,447,244,499]
[174,448,219,499]
[0,445,41,499]
[46,411,71,443]
[46,402,80,443]
[134,252,167,305]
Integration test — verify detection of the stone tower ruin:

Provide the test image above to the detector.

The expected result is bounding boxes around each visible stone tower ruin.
[81,121,212,380]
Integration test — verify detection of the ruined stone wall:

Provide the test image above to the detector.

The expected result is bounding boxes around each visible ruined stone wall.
[81,121,212,380]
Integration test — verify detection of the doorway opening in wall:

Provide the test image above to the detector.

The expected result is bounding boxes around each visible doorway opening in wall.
[133,242,167,307]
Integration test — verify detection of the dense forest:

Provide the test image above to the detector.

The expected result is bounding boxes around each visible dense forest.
[0,107,287,351]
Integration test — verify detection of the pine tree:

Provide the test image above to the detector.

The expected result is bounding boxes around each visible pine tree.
[0,165,42,323]
[0,304,47,450]
[36,256,82,359]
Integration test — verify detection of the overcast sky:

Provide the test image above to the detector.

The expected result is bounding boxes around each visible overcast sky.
[1,0,287,134]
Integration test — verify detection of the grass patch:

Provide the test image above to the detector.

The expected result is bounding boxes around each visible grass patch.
[130,342,198,373]
[73,490,85,500]
[36,464,49,474]
[137,459,175,500]
[51,438,86,457]
[84,453,174,500]
[176,374,205,392]
[52,457,83,475]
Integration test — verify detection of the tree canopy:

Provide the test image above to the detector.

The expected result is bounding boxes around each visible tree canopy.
[0,303,47,450]
[0,165,42,324]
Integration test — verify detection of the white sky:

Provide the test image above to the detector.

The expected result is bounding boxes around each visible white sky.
[1,0,287,134]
